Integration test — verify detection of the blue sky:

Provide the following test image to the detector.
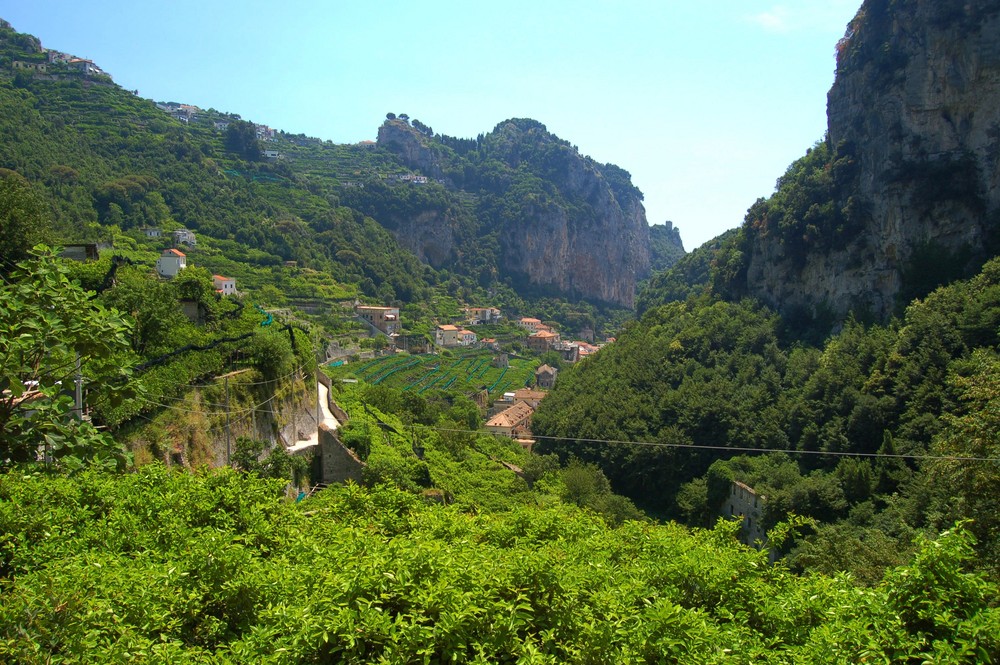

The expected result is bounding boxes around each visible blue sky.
[2,0,861,250]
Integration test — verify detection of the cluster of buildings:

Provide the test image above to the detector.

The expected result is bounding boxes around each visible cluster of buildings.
[384,173,430,184]
[156,102,201,123]
[352,301,608,361]
[153,248,236,295]
[12,50,109,78]
[434,324,477,348]
[155,103,277,146]
[143,227,196,247]
[147,227,236,295]
[514,316,603,361]
[483,374,555,445]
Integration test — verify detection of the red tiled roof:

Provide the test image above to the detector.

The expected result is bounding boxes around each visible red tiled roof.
[164,248,185,257]
[486,401,534,428]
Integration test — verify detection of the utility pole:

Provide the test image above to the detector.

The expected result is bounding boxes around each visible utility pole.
[225,375,231,466]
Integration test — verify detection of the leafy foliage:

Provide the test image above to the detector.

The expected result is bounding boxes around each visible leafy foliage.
[0,247,132,470]
[0,467,997,663]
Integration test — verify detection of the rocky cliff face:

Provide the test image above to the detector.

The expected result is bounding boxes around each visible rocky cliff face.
[377,121,448,182]
[489,120,651,306]
[376,118,651,307]
[745,0,1000,321]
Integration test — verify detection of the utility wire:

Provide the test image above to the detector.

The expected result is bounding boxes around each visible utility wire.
[133,392,279,418]
[185,363,312,388]
[427,427,1000,464]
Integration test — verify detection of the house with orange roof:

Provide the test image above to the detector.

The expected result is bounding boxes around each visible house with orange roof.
[513,388,547,409]
[156,248,187,278]
[485,401,534,438]
[213,275,236,296]
[517,317,543,332]
[526,329,560,352]
[434,324,460,347]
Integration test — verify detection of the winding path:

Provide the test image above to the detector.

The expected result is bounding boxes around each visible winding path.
[286,382,339,453]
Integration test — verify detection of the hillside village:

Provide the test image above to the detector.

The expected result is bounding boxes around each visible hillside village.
[60,216,611,451]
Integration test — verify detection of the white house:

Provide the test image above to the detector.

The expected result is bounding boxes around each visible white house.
[156,248,186,278]
[213,274,236,295]
[142,227,162,238]
[458,329,477,347]
[173,229,196,246]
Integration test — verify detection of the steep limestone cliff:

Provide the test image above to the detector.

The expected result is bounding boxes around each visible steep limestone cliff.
[375,118,651,307]
[744,0,1000,321]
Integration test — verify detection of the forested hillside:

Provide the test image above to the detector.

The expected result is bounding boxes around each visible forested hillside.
[535,256,1000,580]
[3,5,1000,662]
[0,34,434,306]
[0,19,667,325]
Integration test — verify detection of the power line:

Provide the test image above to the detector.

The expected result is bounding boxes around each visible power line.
[133,392,279,418]
[427,428,1000,464]
[185,363,311,388]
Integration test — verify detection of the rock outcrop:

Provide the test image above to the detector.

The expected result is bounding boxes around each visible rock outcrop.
[649,221,686,273]
[744,0,1000,321]
[376,118,651,307]
[377,121,448,183]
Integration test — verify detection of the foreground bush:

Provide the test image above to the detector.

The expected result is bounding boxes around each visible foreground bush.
[1,466,997,663]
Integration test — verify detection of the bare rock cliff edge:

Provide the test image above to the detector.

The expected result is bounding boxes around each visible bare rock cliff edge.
[744,0,1000,320]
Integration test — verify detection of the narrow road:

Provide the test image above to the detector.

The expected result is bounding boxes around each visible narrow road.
[286,382,339,453]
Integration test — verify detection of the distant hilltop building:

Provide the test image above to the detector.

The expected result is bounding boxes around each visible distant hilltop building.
[156,103,200,123]
[12,60,47,73]
[67,58,103,76]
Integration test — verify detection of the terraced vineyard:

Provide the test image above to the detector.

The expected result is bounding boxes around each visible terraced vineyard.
[324,351,538,396]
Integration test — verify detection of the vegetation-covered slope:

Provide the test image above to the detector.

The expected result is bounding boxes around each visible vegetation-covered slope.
[2,466,998,663]
[535,257,1000,579]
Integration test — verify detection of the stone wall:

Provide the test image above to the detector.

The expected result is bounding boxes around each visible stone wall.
[319,425,364,485]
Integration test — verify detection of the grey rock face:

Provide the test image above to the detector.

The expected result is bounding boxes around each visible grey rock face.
[746,0,1000,320]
